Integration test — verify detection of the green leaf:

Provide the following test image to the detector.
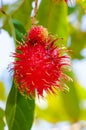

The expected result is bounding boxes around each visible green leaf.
[4,19,27,46]
[5,81,35,130]
[37,0,68,44]
[6,0,24,15]
[0,0,24,30]
[13,0,34,30]
[75,83,86,120]
[0,108,5,130]
[12,19,26,42]
[77,0,86,10]
[12,19,26,34]
[36,94,69,123]
[68,6,76,15]
[1,0,33,36]
[0,5,8,30]
[68,4,84,18]
[60,72,80,122]
[69,26,86,59]
[0,82,6,101]
[36,72,80,123]
[0,0,24,16]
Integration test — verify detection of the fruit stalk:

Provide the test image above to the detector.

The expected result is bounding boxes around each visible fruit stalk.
[32,0,38,26]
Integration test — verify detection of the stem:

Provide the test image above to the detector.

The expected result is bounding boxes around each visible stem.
[32,0,38,26]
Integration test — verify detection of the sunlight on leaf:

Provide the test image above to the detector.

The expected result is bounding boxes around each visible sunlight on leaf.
[0,82,6,101]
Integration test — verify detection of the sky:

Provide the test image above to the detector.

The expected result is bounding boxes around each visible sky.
[0,30,15,73]
[72,59,86,89]
[0,0,17,5]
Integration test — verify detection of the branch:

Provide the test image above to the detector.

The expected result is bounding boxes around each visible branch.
[32,0,38,26]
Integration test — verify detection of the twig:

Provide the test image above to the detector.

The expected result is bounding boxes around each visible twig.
[0,0,6,14]
[32,0,38,26]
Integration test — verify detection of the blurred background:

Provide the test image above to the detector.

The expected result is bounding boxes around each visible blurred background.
[0,0,86,130]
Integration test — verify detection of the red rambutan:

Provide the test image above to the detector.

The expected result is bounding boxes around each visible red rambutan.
[12,26,71,97]
[28,26,48,44]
